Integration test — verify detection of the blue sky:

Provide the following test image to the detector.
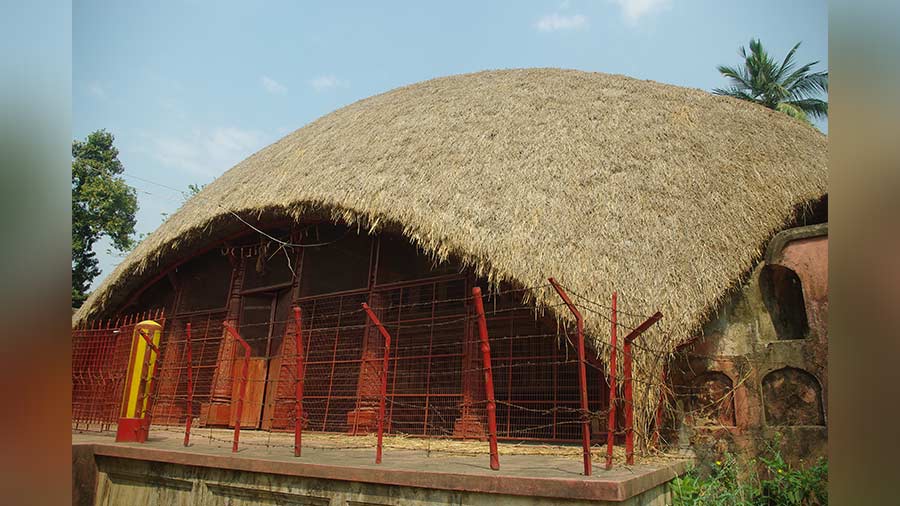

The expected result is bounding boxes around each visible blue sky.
[74,0,828,289]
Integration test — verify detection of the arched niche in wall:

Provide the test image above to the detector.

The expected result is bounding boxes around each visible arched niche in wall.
[760,264,809,340]
[762,367,824,426]
[688,372,736,427]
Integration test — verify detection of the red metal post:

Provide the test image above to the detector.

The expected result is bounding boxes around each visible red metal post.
[137,328,161,355]
[293,306,305,457]
[623,333,634,465]
[606,292,617,470]
[653,366,666,449]
[622,311,663,465]
[361,303,392,464]
[471,287,500,471]
[136,328,162,422]
[223,322,251,453]
[184,323,194,447]
[548,278,592,477]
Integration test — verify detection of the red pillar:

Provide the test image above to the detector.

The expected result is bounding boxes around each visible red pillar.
[293,307,305,457]
[452,314,487,439]
[151,332,183,424]
[653,366,666,449]
[348,292,388,434]
[622,312,662,466]
[606,292,617,470]
[549,278,592,477]
[624,335,634,464]
[223,323,251,453]
[362,303,392,464]
[472,287,500,470]
[183,323,194,447]
[203,258,244,426]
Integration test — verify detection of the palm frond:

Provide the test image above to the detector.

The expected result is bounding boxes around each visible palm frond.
[715,38,827,119]
[788,71,828,100]
[786,98,828,119]
[781,61,818,89]
[712,87,758,103]
[776,102,810,123]
[749,39,764,59]
[774,42,802,82]
[716,65,753,91]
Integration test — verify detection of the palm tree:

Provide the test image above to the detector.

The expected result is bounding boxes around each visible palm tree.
[714,39,828,123]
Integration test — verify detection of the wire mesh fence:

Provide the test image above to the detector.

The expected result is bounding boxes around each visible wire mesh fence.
[72,309,167,432]
[72,277,687,472]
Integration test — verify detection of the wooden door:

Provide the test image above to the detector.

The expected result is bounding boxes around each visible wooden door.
[230,357,267,428]
[260,291,292,429]
[234,287,293,429]
[260,357,282,430]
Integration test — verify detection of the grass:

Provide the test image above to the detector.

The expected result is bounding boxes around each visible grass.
[671,435,827,506]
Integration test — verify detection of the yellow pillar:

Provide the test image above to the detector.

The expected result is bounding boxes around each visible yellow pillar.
[115,320,162,442]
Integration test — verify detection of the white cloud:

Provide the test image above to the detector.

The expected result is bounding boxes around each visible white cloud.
[87,81,107,99]
[309,75,350,92]
[535,13,588,32]
[260,75,287,95]
[144,126,268,178]
[609,0,671,23]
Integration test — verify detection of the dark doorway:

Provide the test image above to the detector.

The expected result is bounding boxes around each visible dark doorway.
[760,265,809,340]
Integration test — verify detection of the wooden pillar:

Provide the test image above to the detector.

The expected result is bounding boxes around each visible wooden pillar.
[200,253,244,426]
[149,329,183,424]
[266,230,305,430]
[347,295,386,434]
[453,316,487,439]
[262,316,296,430]
[346,238,385,434]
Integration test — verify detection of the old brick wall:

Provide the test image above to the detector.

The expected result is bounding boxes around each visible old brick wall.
[669,226,827,468]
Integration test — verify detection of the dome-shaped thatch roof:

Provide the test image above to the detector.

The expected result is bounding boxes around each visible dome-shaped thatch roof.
[76,67,826,361]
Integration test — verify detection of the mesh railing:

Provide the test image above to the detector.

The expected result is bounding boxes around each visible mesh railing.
[71,278,675,474]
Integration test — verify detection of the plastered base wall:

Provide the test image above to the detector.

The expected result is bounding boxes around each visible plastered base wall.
[92,456,673,506]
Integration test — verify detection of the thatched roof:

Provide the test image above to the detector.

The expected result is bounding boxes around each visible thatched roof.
[77,67,826,330]
[75,69,826,439]
[75,69,827,446]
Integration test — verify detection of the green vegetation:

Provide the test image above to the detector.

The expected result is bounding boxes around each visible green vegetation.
[714,39,828,123]
[72,130,137,308]
[672,436,827,505]
[185,183,205,199]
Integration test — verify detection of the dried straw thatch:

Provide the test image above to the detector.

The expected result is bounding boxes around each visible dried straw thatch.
[74,68,826,448]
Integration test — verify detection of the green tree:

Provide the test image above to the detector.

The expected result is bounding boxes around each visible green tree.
[72,130,138,307]
[714,39,828,123]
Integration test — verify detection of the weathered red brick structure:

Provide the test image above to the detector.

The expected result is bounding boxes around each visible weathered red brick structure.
[671,220,828,464]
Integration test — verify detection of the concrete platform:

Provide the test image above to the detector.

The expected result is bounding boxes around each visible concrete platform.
[73,429,689,505]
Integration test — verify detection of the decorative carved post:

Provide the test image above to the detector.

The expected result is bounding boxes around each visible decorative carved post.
[201,254,244,426]
[347,296,386,434]
[453,314,487,439]
[149,329,182,424]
